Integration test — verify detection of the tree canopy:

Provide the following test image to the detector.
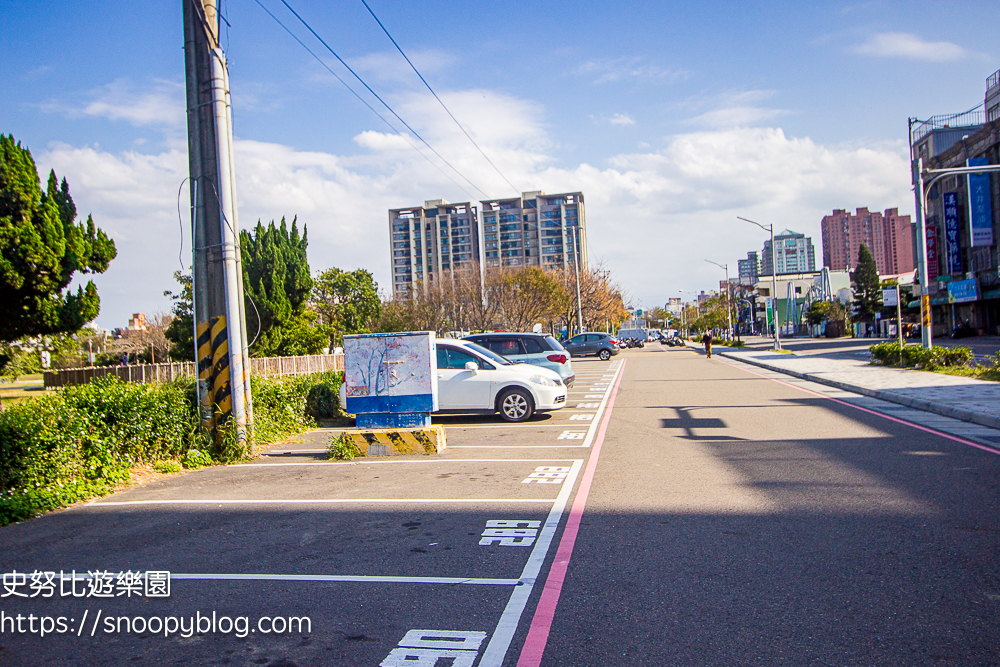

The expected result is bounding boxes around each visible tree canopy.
[850,243,881,323]
[0,134,116,342]
[163,271,194,361]
[240,217,324,356]
[313,267,381,345]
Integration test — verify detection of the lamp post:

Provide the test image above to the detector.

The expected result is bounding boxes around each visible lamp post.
[911,159,1000,349]
[737,217,780,350]
[705,259,733,340]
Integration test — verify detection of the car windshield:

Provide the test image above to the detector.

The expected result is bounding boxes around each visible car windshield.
[545,336,565,351]
[462,341,512,365]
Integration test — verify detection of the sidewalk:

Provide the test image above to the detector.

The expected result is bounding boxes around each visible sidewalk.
[694,343,1000,431]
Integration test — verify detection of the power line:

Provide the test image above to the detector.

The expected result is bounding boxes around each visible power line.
[251,0,479,201]
[359,0,522,197]
[276,0,493,201]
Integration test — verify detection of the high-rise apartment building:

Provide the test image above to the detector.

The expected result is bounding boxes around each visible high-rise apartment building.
[388,200,480,297]
[760,230,816,276]
[480,191,586,271]
[820,207,914,275]
[738,251,759,284]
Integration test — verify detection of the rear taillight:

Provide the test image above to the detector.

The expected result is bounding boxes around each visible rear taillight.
[610,339,618,345]
[547,354,568,364]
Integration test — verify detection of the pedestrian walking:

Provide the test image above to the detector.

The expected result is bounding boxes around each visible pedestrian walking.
[701,331,713,358]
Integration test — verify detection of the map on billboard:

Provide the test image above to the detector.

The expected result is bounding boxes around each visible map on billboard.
[343,332,438,414]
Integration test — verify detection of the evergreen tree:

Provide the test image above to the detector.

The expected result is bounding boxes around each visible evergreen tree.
[240,217,322,356]
[850,243,881,323]
[0,134,116,342]
[163,271,194,361]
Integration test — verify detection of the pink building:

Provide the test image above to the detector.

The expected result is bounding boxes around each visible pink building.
[821,208,914,275]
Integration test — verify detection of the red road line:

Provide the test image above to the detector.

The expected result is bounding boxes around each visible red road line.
[516,359,627,667]
[716,357,1000,456]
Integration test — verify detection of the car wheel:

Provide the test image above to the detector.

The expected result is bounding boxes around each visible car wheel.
[498,387,534,422]
[599,348,611,360]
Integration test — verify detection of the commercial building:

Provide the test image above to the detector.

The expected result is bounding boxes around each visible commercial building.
[737,251,759,285]
[910,68,1000,336]
[760,230,816,276]
[388,200,481,298]
[820,207,914,274]
[479,191,586,271]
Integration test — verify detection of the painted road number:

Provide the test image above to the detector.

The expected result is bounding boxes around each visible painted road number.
[480,520,541,546]
[576,403,600,409]
[381,630,486,667]
[522,466,571,484]
[569,414,594,421]
[557,430,587,440]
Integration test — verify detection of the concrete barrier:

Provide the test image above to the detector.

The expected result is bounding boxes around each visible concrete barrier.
[342,425,446,456]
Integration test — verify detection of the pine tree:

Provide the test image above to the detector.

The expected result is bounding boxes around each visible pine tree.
[0,134,116,342]
[851,243,881,323]
[240,217,323,356]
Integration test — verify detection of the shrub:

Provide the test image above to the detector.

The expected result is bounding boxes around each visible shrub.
[153,460,182,474]
[0,370,342,525]
[869,342,974,370]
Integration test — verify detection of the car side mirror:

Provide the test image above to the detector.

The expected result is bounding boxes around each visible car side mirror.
[464,361,479,372]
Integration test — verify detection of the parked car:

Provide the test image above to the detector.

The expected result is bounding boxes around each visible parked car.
[339,339,567,423]
[463,332,574,386]
[563,332,620,360]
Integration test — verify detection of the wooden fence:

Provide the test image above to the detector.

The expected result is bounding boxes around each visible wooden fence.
[44,353,345,389]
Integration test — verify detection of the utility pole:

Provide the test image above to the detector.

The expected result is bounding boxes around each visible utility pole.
[572,225,584,335]
[183,0,253,442]
[738,217,781,350]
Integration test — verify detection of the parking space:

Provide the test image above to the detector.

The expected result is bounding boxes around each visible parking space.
[0,358,624,666]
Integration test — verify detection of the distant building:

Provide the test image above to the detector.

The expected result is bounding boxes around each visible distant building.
[737,251,759,285]
[820,208,914,275]
[665,297,683,316]
[389,200,480,298]
[760,230,816,276]
[480,191,586,271]
[127,313,147,331]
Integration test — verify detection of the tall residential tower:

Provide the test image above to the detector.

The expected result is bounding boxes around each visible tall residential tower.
[820,207,914,275]
[480,191,587,271]
[389,200,480,298]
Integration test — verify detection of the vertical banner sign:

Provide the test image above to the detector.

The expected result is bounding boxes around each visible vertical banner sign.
[764,297,774,329]
[967,157,993,247]
[943,192,962,274]
[925,225,939,281]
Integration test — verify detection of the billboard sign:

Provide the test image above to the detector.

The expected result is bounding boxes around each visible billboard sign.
[946,278,978,304]
[343,332,438,415]
[882,287,898,307]
[926,225,939,281]
[967,157,993,247]
[943,192,962,274]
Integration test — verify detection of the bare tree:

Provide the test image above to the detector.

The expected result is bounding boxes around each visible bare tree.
[111,313,172,363]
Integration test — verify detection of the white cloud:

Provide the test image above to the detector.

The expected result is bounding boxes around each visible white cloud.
[81,78,185,127]
[853,33,967,62]
[38,87,913,327]
[609,113,635,126]
[576,57,688,84]
[682,90,787,129]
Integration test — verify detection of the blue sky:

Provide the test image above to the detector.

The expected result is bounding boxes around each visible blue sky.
[2,0,998,327]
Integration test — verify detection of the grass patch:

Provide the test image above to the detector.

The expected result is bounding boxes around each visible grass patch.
[327,432,362,460]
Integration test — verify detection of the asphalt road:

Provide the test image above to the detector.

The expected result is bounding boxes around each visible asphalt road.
[2,348,1000,665]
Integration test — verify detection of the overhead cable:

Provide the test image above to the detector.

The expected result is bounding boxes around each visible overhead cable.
[251,0,479,201]
[359,0,522,197]
[276,0,493,200]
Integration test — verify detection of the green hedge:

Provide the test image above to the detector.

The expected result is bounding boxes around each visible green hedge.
[0,371,341,525]
[869,342,974,369]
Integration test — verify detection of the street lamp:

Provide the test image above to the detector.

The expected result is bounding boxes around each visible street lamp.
[911,158,1000,349]
[737,216,781,350]
[705,259,733,340]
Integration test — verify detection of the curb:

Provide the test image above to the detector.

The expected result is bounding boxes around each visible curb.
[718,351,1000,431]
[341,425,447,456]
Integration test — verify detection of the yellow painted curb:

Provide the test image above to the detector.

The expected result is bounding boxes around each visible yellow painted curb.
[342,425,446,456]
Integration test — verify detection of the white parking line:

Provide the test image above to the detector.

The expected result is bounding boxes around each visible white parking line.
[88,498,557,507]
[171,573,520,585]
